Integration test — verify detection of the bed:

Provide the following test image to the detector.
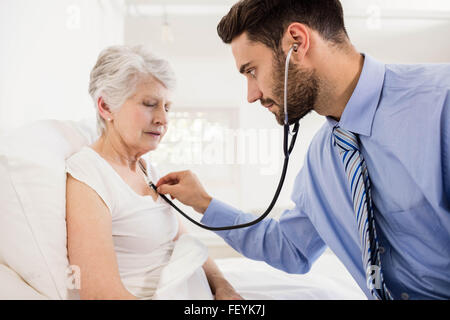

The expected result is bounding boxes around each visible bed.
[215,250,365,300]
[0,118,366,300]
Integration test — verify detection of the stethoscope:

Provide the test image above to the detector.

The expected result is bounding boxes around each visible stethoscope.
[141,44,301,231]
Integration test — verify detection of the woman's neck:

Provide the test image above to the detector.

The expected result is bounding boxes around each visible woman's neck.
[91,134,142,172]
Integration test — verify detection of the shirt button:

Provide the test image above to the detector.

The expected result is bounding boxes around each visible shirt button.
[379,246,385,254]
[401,292,409,300]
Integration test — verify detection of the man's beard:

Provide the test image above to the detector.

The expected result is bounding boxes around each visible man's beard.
[265,51,320,126]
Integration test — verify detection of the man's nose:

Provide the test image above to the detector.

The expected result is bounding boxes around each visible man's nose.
[247,80,263,104]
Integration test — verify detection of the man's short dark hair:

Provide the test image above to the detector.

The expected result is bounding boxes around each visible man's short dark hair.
[217,0,349,51]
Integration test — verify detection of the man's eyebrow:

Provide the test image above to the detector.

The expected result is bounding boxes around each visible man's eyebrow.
[239,62,251,74]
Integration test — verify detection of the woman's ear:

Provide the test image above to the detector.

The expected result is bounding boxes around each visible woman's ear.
[281,22,310,63]
[97,97,113,121]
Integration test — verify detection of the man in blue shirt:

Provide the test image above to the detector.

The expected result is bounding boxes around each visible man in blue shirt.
[156,0,450,299]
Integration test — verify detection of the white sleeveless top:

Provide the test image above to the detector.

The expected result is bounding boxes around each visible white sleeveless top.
[65,146,180,299]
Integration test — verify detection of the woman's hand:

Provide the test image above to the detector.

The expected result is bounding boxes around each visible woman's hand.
[201,257,244,300]
[213,281,244,300]
[156,170,212,214]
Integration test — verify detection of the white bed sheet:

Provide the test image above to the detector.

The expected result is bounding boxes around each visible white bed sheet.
[215,251,366,300]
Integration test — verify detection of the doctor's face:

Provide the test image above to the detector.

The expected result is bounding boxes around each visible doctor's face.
[231,32,318,125]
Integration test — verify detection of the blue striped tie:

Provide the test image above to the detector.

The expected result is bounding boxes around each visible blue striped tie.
[333,126,393,300]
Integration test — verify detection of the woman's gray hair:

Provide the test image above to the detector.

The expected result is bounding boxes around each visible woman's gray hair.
[88,45,176,135]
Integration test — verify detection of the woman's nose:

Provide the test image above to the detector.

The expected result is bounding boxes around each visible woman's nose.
[153,106,169,125]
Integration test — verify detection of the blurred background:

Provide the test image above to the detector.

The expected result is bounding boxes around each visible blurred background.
[1,0,449,257]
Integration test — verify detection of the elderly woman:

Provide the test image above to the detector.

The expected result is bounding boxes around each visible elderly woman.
[65,45,242,300]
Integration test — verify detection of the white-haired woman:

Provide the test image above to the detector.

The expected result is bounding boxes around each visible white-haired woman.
[65,45,242,300]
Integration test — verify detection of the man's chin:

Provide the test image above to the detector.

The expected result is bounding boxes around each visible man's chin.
[275,114,285,126]
[270,104,311,126]
[266,106,284,126]
[274,110,312,126]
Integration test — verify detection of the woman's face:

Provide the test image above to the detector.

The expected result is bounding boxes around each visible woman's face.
[111,75,171,153]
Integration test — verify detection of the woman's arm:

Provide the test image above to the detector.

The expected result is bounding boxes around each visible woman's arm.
[202,257,243,300]
[173,216,243,300]
[66,173,137,300]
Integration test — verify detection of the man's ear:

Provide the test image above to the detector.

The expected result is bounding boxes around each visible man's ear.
[280,22,310,63]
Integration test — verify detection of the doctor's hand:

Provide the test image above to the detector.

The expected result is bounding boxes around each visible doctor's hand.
[155,170,212,214]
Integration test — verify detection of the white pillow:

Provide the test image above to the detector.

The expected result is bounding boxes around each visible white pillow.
[0,118,98,299]
[0,264,48,300]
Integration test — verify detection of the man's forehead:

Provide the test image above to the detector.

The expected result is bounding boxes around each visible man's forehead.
[231,32,253,51]
[231,33,264,70]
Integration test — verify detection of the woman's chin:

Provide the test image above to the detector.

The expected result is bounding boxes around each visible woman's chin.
[146,143,159,152]
[143,133,162,148]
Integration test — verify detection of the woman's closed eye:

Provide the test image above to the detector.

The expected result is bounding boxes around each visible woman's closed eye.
[144,101,170,113]
[143,101,157,107]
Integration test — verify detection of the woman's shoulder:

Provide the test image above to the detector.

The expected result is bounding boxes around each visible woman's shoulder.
[66,145,95,162]
[65,145,116,213]
[65,145,110,181]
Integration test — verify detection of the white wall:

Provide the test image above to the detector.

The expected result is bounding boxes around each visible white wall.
[341,0,450,63]
[0,0,125,134]
[123,1,450,240]
[131,1,450,260]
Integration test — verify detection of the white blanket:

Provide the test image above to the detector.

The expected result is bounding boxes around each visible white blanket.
[152,234,214,300]
[215,252,366,300]
[0,234,366,300]
[152,234,366,300]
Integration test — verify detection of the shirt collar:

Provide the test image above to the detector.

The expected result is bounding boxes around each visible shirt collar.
[326,54,386,136]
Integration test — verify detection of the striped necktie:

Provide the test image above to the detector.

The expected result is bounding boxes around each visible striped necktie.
[333,126,393,300]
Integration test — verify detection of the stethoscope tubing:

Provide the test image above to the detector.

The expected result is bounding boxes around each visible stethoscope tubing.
[151,44,300,230]
[150,121,299,231]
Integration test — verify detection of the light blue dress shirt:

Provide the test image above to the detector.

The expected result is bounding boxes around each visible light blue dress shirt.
[201,54,450,300]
